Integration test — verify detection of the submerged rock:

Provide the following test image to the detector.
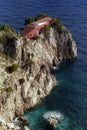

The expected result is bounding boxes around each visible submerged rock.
[47,117,58,128]
[43,111,64,129]
[14,116,29,126]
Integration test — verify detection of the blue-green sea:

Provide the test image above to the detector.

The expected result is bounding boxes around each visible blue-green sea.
[0,0,87,129]
[24,60,86,130]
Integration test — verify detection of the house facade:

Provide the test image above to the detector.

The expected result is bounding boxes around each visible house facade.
[21,17,52,39]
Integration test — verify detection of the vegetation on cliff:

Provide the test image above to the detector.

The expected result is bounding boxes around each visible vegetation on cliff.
[22,13,64,34]
[0,15,77,130]
[24,14,48,25]
[0,24,18,59]
[6,64,18,73]
[0,24,16,32]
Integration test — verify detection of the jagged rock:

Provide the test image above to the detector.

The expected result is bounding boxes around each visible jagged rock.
[43,111,64,129]
[47,117,58,128]
[24,126,30,130]
[0,19,77,130]
[15,117,29,126]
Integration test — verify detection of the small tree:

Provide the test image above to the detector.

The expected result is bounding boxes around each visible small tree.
[6,64,18,73]
[19,78,25,85]
[52,18,64,33]
[0,24,16,33]
[24,17,35,25]
[26,59,34,66]
[24,14,48,26]
[44,25,50,37]
[35,14,48,21]
[3,24,11,32]
[0,24,4,31]
[5,87,13,93]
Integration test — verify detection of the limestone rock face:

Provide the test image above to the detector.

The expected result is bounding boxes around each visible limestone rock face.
[48,28,77,60]
[0,24,77,130]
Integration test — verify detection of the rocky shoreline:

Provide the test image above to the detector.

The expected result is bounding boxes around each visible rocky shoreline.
[0,16,77,130]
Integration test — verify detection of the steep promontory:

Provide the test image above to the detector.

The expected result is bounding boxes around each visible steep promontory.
[0,16,77,130]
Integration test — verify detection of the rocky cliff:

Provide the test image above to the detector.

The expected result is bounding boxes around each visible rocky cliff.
[0,20,77,130]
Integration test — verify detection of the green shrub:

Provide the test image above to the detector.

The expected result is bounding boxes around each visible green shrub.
[44,25,50,36]
[26,59,34,66]
[0,24,16,33]
[31,53,34,58]
[3,24,11,32]
[19,78,25,85]
[0,87,13,93]
[24,14,48,25]
[0,25,16,45]
[25,17,35,25]
[6,64,18,73]
[5,87,13,93]
[0,35,6,44]
[35,14,48,21]
[0,24,4,31]
[52,18,64,33]
[11,64,18,71]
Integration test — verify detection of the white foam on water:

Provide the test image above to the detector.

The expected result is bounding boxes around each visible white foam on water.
[43,111,64,121]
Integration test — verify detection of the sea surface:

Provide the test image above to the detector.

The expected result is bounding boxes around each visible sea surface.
[0,0,87,130]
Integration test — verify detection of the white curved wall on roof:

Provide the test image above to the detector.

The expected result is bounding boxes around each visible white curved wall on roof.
[32,21,48,26]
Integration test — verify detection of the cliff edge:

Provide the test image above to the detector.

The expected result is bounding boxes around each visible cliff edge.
[0,17,77,130]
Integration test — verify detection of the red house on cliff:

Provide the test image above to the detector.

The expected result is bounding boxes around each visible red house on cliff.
[21,17,52,39]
